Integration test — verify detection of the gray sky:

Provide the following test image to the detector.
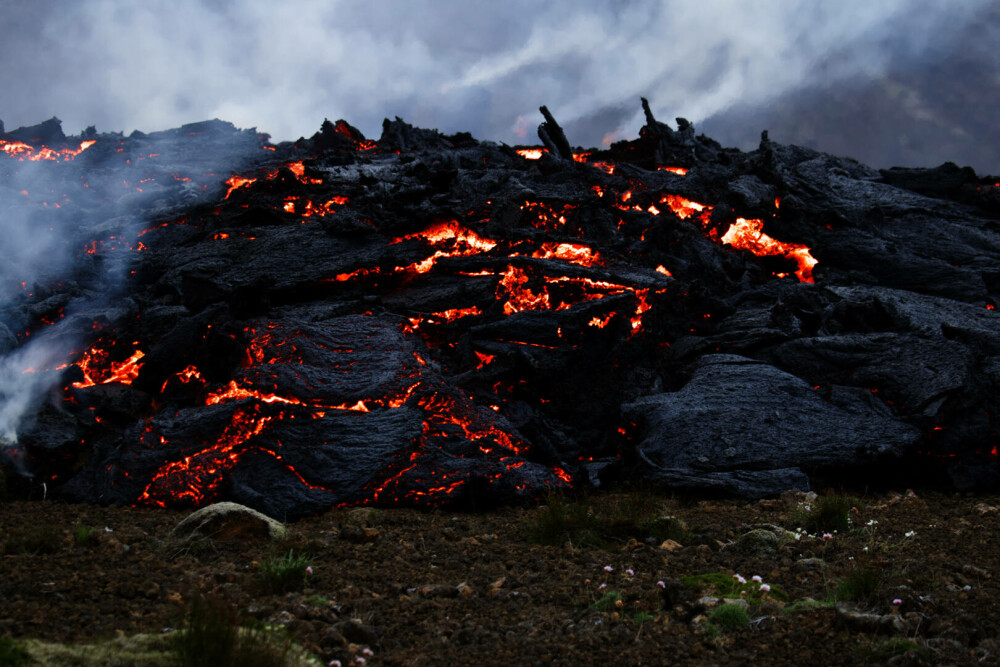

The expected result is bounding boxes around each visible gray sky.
[1,0,997,171]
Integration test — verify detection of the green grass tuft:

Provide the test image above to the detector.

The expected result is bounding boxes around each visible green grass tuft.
[174,596,294,667]
[525,490,685,550]
[74,525,99,547]
[708,603,750,630]
[258,550,312,595]
[801,495,862,534]
[835,566,884,603]
[589,590,623,612]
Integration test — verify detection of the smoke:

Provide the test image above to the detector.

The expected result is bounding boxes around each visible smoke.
[1,0,994,169]
[0,121,264,457]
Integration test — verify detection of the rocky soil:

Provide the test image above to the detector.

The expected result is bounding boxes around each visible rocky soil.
[2,489,1000,665]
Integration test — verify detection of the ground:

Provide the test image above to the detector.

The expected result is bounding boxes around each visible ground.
[1,488,999,666]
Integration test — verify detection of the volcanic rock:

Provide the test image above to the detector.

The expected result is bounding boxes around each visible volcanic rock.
[171,501,288,542]
[623,355,920,497]
[2,102,999,519]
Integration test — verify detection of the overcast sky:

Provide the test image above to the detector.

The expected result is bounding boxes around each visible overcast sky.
[1,0,996,170]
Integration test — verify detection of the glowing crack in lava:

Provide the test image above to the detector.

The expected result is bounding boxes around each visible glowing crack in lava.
[0,139,96,161]
[393,220,498,274]
[720,217,817,282]
[131,317,568,510]
[69,345,146,389]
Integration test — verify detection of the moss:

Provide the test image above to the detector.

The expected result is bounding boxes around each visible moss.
[0,637,30,667]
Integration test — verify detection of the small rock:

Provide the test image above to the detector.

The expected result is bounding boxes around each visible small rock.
[334,620,380,645]
[171,502,287,542]
[795,557,828,572]
[723,529,779,556]
[974,503,999,515]
[834,602,918,634]
[456,582,475,598]
[659,539,683,552]
[417,584,459,599]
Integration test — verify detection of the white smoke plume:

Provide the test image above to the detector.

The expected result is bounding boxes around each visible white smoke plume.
[0,0,995,169]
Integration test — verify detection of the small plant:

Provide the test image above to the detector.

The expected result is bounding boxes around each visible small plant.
[590,590,623,612]
[708,603,750,630]
[0,637,30,666]
[681,572,788,603]
[73,525,98,547]
[258,549,312,594]
[858,637,929,662]
[835,565,883,603]
[632,611,657,624]
[800,495,862,534]
[525,489,682,550]
[174,595,294,667]
[525,492,603,548]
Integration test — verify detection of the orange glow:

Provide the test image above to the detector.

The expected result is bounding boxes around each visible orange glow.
[630,289,651,331]
[224,175,256,199]
[572,152,591,163]
[516,148,546,160]
[528,242,602,267]
[474,351,495,368]
[394,220,497,275]
[655,265,672,277]
[591,161,615,174]
[205,380,304,406]
[160,365,205,393]
[657,166,688,175]
[498,266,551,315]
[1,139,96,161]
[71,348,145,389]
[720,217,817,282]
[658,194,712,222]
[588,314,614,328]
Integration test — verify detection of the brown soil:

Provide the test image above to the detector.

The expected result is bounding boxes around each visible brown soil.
[2,489,999,666]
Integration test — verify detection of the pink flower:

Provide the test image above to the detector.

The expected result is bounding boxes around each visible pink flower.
[603,565,613,573]
[733,574,746,585]
[625,568,635,577]
[355,658,365,666]
[329,661,342,667]
[306,566,313,575]
[598,583,607,590]
[361,648,374,657]
[759,584,771,592]
[822,533,833,541]
[657,580,666,589]
[893,598,902,605]
[751,575,763,583]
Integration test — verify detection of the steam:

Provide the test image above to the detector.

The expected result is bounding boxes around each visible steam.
[0,0,993,168]
[0,123,264,463]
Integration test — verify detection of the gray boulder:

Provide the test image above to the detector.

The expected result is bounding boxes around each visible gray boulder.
[623,355,920,496]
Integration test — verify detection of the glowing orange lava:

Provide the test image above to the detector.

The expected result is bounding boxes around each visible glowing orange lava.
[720,217,817,282]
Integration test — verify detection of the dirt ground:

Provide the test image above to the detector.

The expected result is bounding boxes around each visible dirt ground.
[2,488,1000,666]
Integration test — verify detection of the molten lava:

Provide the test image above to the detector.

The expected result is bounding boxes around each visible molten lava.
[720,217,818,282]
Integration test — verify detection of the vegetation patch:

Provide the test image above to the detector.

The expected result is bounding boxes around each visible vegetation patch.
[525,489,689,550]
[708,603,750,630]
[795,495,862,534]
[258,550,312,594]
